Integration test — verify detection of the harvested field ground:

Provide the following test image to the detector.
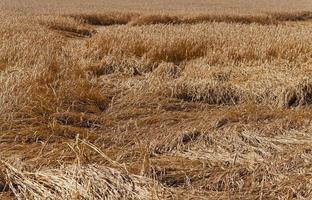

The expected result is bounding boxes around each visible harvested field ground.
[0,0,312,199]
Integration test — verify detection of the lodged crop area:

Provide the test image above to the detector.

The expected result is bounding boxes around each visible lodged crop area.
[0,1,312,199]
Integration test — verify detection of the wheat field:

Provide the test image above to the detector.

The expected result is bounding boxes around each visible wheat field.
[0,0,312,199]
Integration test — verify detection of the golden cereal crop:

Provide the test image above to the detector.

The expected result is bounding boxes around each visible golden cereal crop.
[0,1,312,199]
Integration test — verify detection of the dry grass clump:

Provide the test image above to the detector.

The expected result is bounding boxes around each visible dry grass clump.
[1,161,158,200]
[150,62,181,80]
[0,21,63,69]
[148,131,312,199]
[152,129,203,154]
[0,17,110,146]
[0,58,108,126]
[0,21,62,125]
[172,79,240,105]
[284,80,312,107]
